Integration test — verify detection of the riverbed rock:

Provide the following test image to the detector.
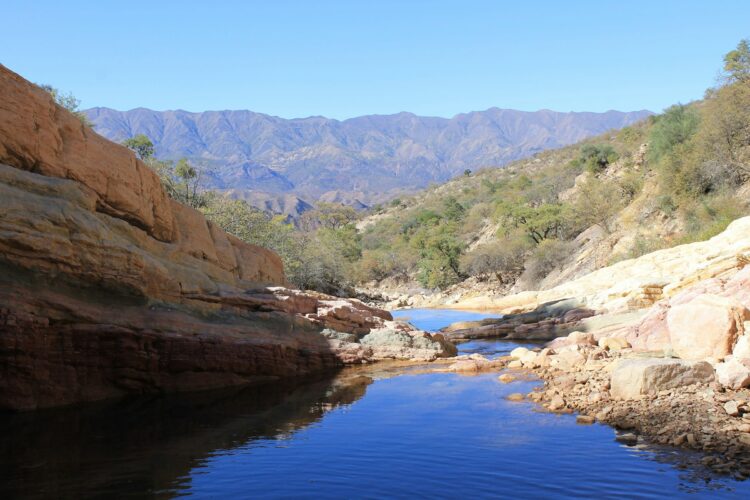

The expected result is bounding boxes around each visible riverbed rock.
[598,336,630,351]
[359,327,455,361]
[550,346,587,370]
[610,358,715,400]
[548,395,566,410]
[715,357,750,390]
[667,294,749,361]
[724,400,740,417]
[498,373,515,383]
[565,331,597,347]
[510,347,530,359]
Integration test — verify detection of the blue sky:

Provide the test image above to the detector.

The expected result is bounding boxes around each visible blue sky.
[4,0,749,119]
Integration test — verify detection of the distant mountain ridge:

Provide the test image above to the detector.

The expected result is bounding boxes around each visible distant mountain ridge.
[86,106,652,207]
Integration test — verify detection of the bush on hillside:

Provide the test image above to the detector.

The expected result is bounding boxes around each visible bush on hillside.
[648,104,700,163]
[459,237,531,284]
[523,239,576,286]
[572,144,619,173]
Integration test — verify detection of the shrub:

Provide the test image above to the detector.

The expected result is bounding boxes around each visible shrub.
[524,239,575,285]
[459,237,531,284]
[648,104,700,163]
[574,144,619,173]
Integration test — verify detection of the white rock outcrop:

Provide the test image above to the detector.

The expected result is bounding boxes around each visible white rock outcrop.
[610,358,715,400]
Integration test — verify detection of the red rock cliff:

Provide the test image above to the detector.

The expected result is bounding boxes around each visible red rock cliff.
[0,65,455,411]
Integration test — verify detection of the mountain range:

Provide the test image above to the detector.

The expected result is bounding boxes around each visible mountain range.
[85,107,652,210]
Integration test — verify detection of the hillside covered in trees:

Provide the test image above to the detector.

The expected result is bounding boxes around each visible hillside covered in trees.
[102,39,750,300]
[346,39,750,301]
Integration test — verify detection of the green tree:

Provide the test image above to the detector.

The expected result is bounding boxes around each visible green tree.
[299,202,358,231]
[39,84,92,127]
[574,144,619,173]
[442,196,465,221]
[648,104,699,162]
[460,236,530,284]
[495,201,574,244]
[573,177,625,233]
[122,134,155,160]
[411,223,465,289]
[723,38,750,83]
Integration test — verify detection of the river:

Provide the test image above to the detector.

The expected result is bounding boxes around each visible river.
[1,309,748,498]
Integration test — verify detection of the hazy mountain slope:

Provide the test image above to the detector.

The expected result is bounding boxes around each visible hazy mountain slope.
[86,107,651,204]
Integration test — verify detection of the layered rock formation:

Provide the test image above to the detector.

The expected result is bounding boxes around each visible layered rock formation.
[442,212,750,468]
[0,65,453,411]
[449,216,750,315]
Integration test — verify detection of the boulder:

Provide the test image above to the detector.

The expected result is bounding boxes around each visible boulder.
[551,345,586,370]
[548,395,566,411]
[519,350,539,367]
[715,357,750,389]
[724,400,740,417]
[610,358,715,400]
[359,328,455,361]
[598,336,630,351]
[510,347,530,359]
[547,330,596,350]
[667,294,749,361]
[733,333,750,360]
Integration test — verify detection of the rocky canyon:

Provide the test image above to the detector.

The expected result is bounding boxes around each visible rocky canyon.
[0,65,454,411]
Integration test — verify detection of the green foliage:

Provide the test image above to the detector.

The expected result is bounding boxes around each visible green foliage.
[677,195,746,245]
[413,226,465,289]
[495,201,574,244]
[299,202,358,231]
[39,84,92,127]
[151,158,207,209]
[573,176,625,233]
[442,197,465,221]
[201,195,362,293]
[123,134,155,160]
[573,144,618,173]
[723,38,750,83]
[459,236,531,283]
[648,104,699,162]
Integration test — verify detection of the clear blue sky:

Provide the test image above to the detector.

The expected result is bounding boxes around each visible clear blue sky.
[4,0,749,119]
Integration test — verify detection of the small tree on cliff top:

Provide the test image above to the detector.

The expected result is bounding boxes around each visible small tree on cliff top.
[39,84,93,127]
[123,134,155,160]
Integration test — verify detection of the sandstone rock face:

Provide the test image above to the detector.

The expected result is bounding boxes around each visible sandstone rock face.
[442,299,596,342]
[449,216,750,316]
[0,65,174,242]
[610,359,715,400]
[0,66,455,411]
[667,294,749,361]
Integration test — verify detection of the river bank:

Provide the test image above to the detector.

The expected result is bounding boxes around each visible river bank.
[499,341,750,480]
[4,312,749,498]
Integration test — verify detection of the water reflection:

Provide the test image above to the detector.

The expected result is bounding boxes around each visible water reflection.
[0,374,372,499]
[1,313,749,498]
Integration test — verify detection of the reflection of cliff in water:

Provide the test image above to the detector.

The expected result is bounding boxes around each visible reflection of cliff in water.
[0,374,372,499]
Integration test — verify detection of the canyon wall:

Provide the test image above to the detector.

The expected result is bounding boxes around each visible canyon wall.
[0,65,452,411]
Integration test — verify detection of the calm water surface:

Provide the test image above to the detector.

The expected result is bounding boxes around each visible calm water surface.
[1,308,749,498]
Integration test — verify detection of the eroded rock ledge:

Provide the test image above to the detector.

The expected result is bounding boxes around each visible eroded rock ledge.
[0,65,454,411]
